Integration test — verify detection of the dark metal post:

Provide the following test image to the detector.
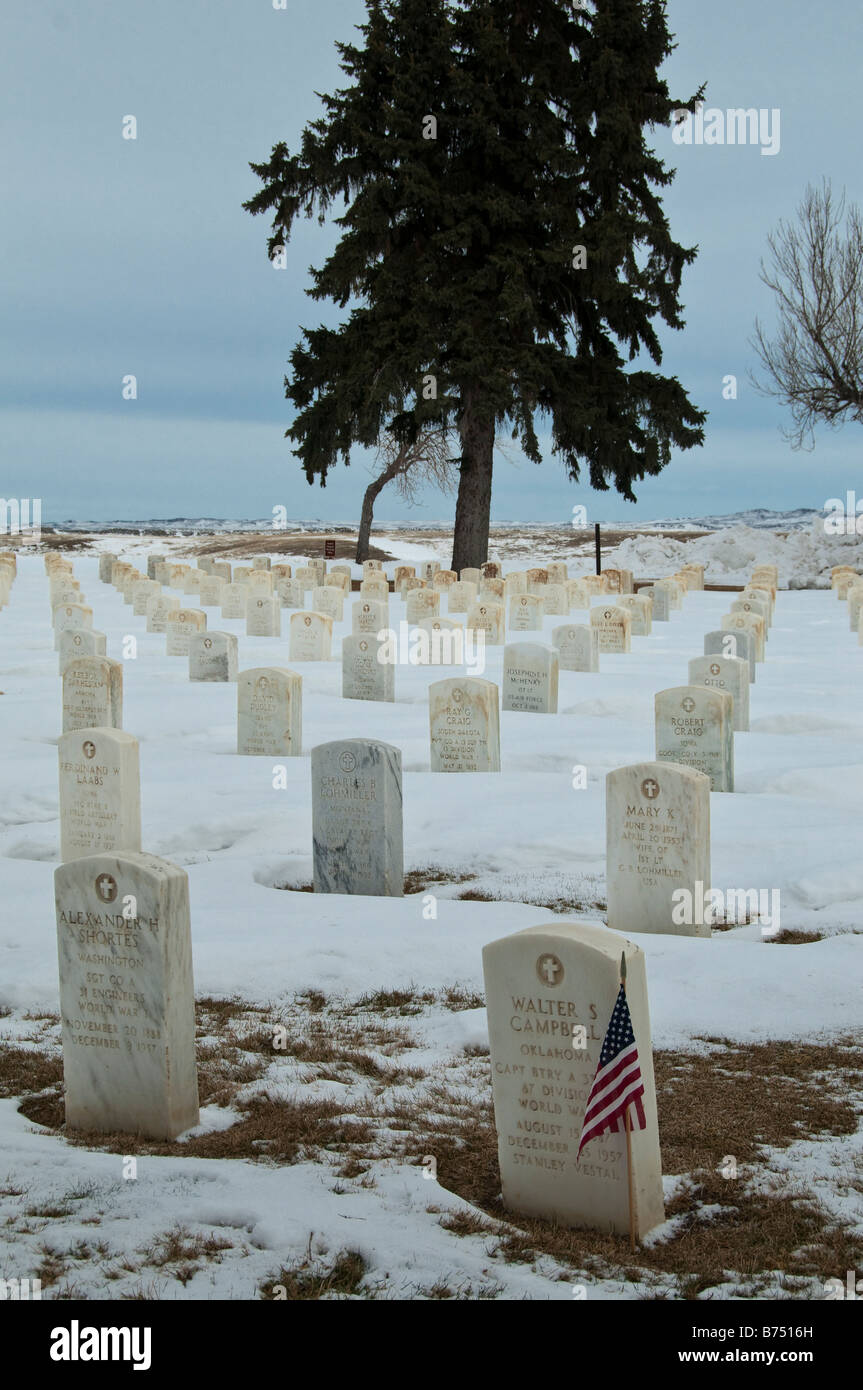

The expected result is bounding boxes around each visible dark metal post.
[594,522,601,575]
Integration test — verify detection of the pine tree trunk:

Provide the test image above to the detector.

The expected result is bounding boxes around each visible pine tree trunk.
[451,396,494,572]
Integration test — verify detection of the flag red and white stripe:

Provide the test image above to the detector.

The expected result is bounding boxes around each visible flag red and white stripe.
[577,984,646,1158]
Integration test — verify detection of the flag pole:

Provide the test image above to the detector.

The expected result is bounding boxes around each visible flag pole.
[621,951,636,1253]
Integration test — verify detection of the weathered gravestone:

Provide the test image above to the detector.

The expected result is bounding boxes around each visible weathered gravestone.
[146,593,180,634]
[432,569,458,591]
[289,611,333,661]
[653,578,683,610]
[352,598,389,635]
[566,580,591,611]
[731,595,770,636]
[313,585,345,622]
[166,609,207,657]
[247,570,273,595]
[460,567,482,587]
[509,593,543,631]
[58,728,141,862]
[641,585,670,622]
[416,617,465,665]
[847,585,863,632]
[55,851,199,1138]
[53,604,94,649]
[482,921,664,1237]
[62,656,123,734]
[540,583,569,616]
[467,600,505,644]
[237,667,302,756]
[502,643,559,713]
[429,677,500,772]
[276,578,304,610]
[294,566,318,593]
[342,633,395,702]
[51,580,83,607]
[99,553,118,582]
[406,588,439,625]
[189,631,238,682]
[58,629,107,675]
[447,581,478,614]
[132,580,161,617]
[551,623,598,672]
[480,577,505,600]
[590,605,631,653]
[311,739,403,896]
[655,686,734,792]
[618,594,652,636]
[246,594,280,637]
[688,654,749,732]
[833,570,858,599]
[504,571,527,596]
[721,611,765,663]
[704,628,755,683]
[198,575,225,607]
[360,576,389,601]
[606,761,711,937]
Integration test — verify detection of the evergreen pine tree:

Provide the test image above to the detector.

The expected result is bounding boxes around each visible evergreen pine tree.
[245,0,707,569]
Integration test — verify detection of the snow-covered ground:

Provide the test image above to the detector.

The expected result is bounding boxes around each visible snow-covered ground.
[0,545,861,1300]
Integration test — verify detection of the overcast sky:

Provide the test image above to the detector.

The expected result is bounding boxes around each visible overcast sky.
[2,0,860,524]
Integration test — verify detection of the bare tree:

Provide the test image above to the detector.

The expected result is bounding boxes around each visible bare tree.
[355,427,458,563]
[751,180,863,449]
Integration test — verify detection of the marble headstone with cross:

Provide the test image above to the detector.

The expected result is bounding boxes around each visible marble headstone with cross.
[237,667,302,756]
[311,739,404,897]
[429,677,500,772]
[483,921,664,1237]
[55,851,199,1139]
[606,761,711,937]
[655,686,734,792]
[58,728,142,863]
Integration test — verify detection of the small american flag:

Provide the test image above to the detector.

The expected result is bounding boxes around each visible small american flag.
[577,984,646,1158]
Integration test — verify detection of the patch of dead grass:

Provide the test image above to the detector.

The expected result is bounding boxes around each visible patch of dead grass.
[261,1249,370,1300]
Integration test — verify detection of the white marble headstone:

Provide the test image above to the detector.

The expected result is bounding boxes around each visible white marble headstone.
[688,654,749,732]
[655,685,734,792]
[311,739,403,896]
[551,623,599,672]
[502,642,559,713]
[58,728,142,863]
[62,657,123,734]
[237,667,302,756]
[483,921,664,1237]
[429,677,500,772]
[55,851,199,1139]
[606,760,711,937]
[341,633,395,702]
[189,631,238,682]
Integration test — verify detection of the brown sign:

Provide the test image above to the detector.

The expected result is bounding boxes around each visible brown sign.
[324,538,336,558]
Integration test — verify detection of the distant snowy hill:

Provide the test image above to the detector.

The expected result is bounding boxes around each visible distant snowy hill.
[44,507,826,535]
